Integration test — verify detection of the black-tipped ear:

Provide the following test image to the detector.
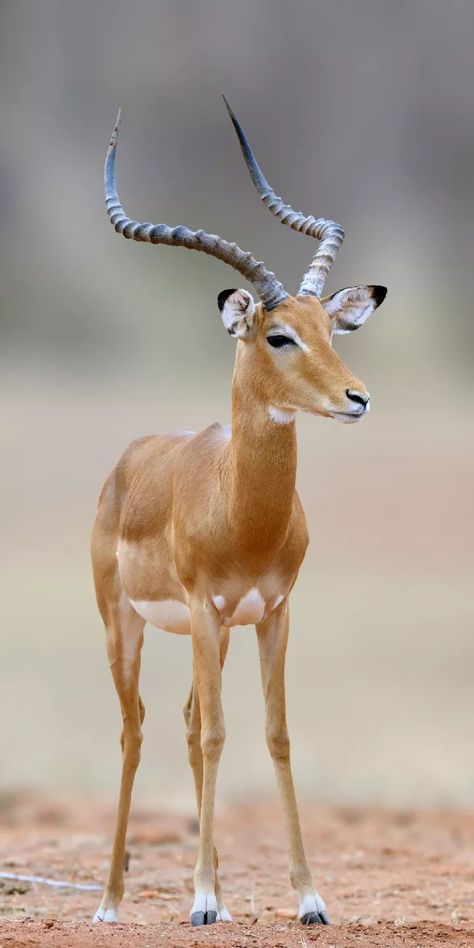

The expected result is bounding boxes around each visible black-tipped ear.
[371,285,388,308]
[218,288,257,338]
[322,284,388,334]
[217,289,238,312]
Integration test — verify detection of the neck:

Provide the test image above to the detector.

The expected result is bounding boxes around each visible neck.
[228,354,297,554]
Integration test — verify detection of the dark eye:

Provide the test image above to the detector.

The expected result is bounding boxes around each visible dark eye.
[267,334,295,349]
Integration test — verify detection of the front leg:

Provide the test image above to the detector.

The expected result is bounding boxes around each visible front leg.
[257,599,329,925]
[189,597,225,926]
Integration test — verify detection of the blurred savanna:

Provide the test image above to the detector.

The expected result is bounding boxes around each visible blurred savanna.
[1,0,473,814]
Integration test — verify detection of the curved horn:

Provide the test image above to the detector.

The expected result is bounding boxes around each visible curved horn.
[104,110,288,312]
[222,95,344,299]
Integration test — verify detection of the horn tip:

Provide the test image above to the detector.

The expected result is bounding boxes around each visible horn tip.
[221,93,237,124]
[107,108,122,155]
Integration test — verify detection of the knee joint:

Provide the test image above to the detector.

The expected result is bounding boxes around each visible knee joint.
[266,726,290,762]
[201,725,225,759]
[120,726,143,767]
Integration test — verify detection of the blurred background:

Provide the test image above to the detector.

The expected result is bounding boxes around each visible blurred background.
[1,0,473,810]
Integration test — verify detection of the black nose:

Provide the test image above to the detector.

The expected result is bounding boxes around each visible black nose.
[346,388,369,407]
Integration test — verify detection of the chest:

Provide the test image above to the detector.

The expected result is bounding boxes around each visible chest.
[208,571,290,628]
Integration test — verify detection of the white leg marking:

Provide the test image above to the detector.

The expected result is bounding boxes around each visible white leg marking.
[299,891,327,919]
[190,889,218,916]
[129,598,191,634]
[268,405,296,424]
[93,904,119,923]
[225,588,265,626]
[217,905,233,922]
[212,595,226,612]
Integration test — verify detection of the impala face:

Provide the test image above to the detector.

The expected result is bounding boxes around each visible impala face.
[219,285,387,424]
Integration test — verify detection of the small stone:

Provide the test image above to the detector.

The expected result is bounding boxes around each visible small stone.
[0,879,31,895]
[137,888,177,901]
[137,889,160,899]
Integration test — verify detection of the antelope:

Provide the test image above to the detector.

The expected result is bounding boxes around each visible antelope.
[91,96,387,928]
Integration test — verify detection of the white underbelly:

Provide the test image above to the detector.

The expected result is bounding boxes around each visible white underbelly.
[129,586,285,634]
[129,598,191,635]
[220,588,265,626]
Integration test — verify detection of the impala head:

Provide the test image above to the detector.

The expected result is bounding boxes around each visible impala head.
[218,285,386,424]
[104,97,387,423]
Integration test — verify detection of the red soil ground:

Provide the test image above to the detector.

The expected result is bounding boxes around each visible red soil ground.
[0,794,473,946]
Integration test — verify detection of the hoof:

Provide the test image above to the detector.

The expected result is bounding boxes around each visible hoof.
[93,906,119,923]
[301,910,330,925]
[190,910,217,926]
[217,906,233,922]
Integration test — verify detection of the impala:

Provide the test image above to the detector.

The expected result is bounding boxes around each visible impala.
[91,97,387,927]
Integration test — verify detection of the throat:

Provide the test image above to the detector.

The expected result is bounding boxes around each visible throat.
[228,382,297,552]
[268,405,296,424]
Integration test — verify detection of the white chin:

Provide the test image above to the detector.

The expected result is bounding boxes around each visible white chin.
[330,412,362,424]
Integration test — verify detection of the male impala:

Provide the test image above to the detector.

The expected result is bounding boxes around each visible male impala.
[92,97,387,928]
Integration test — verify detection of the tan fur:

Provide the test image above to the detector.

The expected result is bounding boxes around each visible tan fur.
[91,292,373,924]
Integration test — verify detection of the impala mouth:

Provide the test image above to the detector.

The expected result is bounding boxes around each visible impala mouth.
[329,408,368,424]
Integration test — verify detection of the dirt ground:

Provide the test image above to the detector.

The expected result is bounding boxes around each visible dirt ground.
[0,795,473,947]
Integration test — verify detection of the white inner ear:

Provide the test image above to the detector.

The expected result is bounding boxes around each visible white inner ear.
[323,286,376,335]
[221,289,256,338]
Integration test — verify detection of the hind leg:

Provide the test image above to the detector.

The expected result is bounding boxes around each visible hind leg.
[183,627,231,923]
[93,590,145,923]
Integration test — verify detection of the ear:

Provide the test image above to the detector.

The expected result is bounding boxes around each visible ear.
[321,285,387,334]
[217,288,257,339]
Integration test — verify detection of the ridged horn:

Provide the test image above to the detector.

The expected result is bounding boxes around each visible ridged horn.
[104,110,288,312]
[222,95,344,299]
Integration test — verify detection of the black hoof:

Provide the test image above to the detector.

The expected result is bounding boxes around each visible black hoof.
[301,910,330,925]
[190,910,217,926]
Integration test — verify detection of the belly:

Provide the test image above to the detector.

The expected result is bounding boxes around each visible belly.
[129,598,191,634]
[120,541,288,633]
[119,539,190,634]
[128,585,286,634]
